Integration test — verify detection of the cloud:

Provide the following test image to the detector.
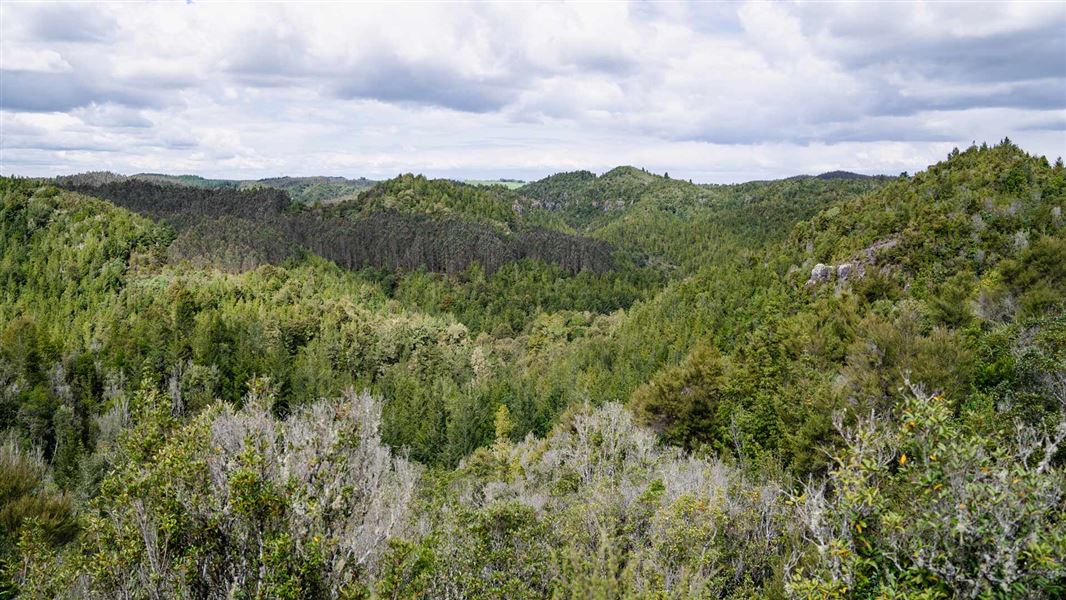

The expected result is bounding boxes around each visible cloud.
[74,104,153,129]
[1018,115,1066,132]
[2,47,71,73]
[874,77,1066,116]
[1,69,170,112]
[331,53,518,113]
[22,4,118,43]
[1,1,1063,181]
[221,23,315,86]
[798,2,1066,82]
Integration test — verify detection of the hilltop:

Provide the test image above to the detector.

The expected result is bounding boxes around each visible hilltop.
[517,166,707,229]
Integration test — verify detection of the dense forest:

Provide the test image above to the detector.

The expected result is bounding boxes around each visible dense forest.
[56,172,377,205]
[2,140,1064,598]
[55,176,619,279]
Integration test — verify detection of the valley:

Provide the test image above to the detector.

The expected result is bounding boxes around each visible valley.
[2,140,1064,597]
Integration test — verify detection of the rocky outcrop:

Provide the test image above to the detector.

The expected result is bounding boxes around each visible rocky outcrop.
[805,236,900,288]
[807,263,833,285]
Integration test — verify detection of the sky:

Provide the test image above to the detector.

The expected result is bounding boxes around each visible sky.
[2,1,1064,183]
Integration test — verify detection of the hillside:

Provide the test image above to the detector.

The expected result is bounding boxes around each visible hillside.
[517,169,598,211]
[518,166,710,230]
[462,178,526,189]
[132,173,241,189]
[813,169,888,180]
[4,141,1065,598]
[55,175,616,278]
[602,143,1065,457]
[239,175,376,204]
[516,165,887,275]
[336,173,520,231]
[54,172,377,205]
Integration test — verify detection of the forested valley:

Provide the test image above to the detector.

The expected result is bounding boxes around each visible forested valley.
[2,140,1064,598]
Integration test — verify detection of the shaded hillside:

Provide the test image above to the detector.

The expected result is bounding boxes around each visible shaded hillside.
[284,211,613,275]
[0,177,481,461]
[59,178,290,222]
[55,176,615,276]
[167,216,301,272]
[54,172,376,205]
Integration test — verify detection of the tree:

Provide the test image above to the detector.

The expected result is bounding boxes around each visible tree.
[55,388,420,598]
[630,343,733,451]
[789,381,1066,598]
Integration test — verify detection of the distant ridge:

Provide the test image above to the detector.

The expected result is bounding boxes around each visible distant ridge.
[814,170,890,180]
[52,171,377,204]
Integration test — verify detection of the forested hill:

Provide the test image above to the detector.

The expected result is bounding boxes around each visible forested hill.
[5,140,1066,598]
[812,169,889,180]
[55,175,617,277]
[241,175,376,204]
[55,171,377,204]
[331,173,521,231]
[518,165,713,230]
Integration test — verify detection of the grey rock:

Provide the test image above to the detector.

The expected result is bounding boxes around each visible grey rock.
[808,263,832,285]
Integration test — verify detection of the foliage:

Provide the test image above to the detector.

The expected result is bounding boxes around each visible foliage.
[18,387,419,599]
[242,175,376,205]
[55,175,617,276]
[341,173,519,231]
[4,140,1065,598]
[0,438,76,596]
[383,402,791,598]
[56,172,376,204]
[788,382,1066,598]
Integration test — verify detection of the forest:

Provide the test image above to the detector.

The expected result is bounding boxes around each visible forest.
[56,173,377,206]
[1,140,1064,599]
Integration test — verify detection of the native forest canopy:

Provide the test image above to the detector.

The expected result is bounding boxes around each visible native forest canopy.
[2,140,1065,598]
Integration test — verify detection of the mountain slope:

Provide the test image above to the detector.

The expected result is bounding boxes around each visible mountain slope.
[502,141,1065,469]
[335,173,520,231]
[55,172,377,205]
[519,166,708,230]
[55,176,616,276]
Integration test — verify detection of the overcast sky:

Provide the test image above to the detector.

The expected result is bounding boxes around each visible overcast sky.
[2,1,1064,183]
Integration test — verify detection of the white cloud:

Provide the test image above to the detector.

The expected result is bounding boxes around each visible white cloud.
[1,1,1063,182]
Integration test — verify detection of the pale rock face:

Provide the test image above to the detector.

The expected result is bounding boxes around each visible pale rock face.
[808,263,833,285]
[837,263,853,280]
